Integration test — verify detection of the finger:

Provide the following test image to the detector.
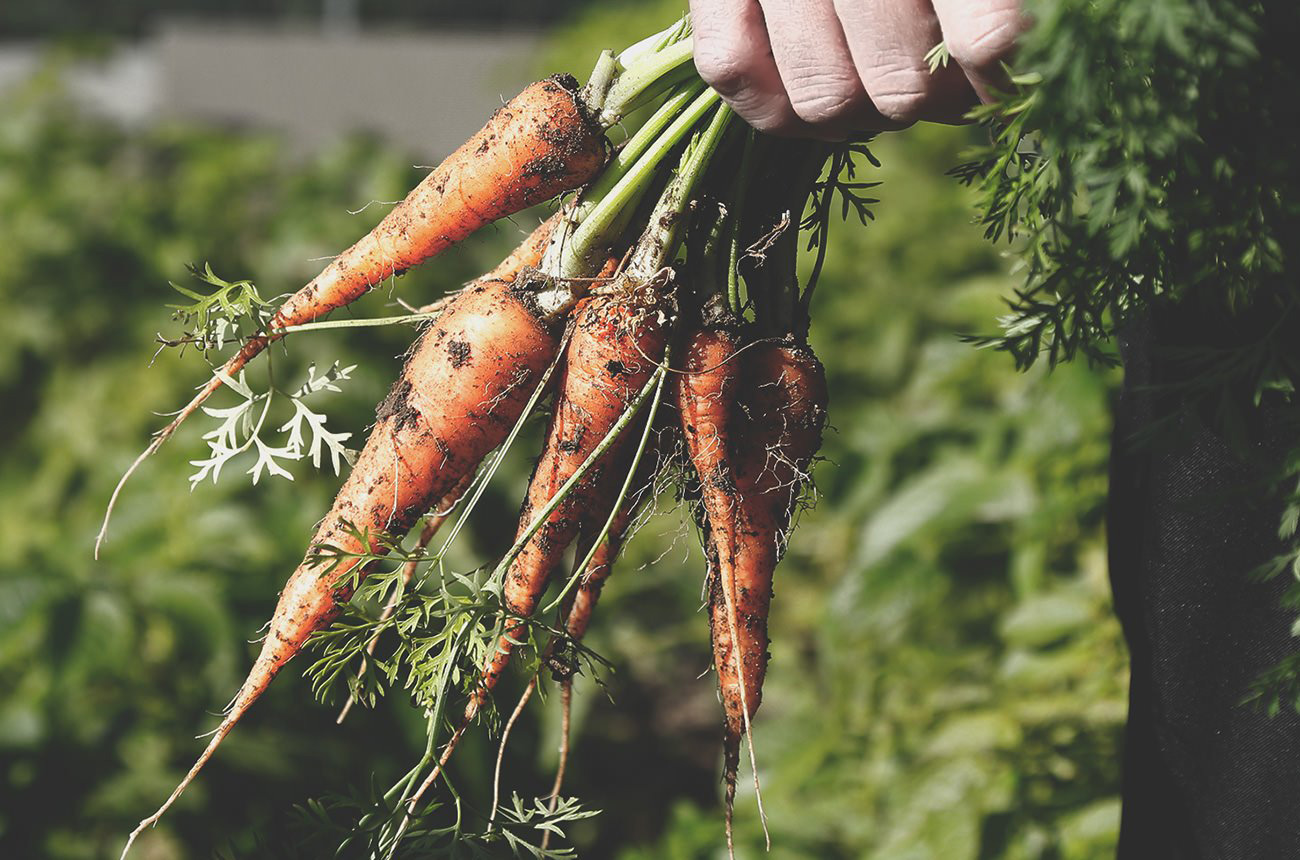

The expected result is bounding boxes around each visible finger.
[755,0,891,136]
[832,0,979,126]
[930,0,1026,102]
[689,0,814,135]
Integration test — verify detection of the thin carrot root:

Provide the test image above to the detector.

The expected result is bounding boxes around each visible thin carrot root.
[722,708,740,859]
[539,679,574,853]
[119,718,235,860]
[549,681,575,810]
[98,76,607,556]
[490,678,538,826]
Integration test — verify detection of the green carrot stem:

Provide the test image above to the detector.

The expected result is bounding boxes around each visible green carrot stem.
[788,144,833,336]
[682,193,736,328]
[567,81,706,236]
[695,199,729,297]
[551,88,721,279]
[726,130,758,316]
[581,16,692,122]
[767,207,799,337]
[616,16,691,69]
[745,142,827,337]
[580,50,618,114]
[627,102,735,278]
[600,38,696,125]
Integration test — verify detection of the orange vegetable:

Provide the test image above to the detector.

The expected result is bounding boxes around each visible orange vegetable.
[122,274,575,857]
[102,77,606,554]
[467,289,670,721]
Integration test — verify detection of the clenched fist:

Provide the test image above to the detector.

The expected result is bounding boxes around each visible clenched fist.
[689,0,1024,137]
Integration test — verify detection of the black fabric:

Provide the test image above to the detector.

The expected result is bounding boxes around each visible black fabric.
[1109,312,1300,858]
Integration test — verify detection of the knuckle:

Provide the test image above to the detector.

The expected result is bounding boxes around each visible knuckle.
[693,42,754,97]
[738,103,798,135]
[785,74,864,126]
[863,64,934,123]
[947,15,1020,73]
[871,89,928,124]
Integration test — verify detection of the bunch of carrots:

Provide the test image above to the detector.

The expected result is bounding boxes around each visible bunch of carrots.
[104,17,867,859]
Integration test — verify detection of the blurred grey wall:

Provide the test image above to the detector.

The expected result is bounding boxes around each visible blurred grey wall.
[0,21,542,156]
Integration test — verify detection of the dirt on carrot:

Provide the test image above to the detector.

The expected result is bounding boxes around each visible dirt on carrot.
[121,275,578,858]
[705,334,827,851]
[99,77,608,557]
[466,285,671,720]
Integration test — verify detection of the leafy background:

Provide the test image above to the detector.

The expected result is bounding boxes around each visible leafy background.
[0,2,1128,857]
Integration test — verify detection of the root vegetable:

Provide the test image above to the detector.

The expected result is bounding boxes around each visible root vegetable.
[467,288,670,721]
[122,273,578,858]
[708,336,827,850]
[100,76,607,556]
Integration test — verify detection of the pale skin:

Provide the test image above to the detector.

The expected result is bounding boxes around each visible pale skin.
[688,0,1024,137]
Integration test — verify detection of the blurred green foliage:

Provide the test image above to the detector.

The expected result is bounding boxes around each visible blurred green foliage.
[1,9,1125,858]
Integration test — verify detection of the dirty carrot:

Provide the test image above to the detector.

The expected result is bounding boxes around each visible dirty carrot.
[718,338,828,724]
[707,334,828,853]
[121,272,581,858]
[673,322,751,852]
[466,289,670,722]
[98,76,607,557]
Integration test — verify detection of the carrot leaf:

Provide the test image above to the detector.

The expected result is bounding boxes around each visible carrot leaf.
[187,361,357,489]
[165,262,274,358]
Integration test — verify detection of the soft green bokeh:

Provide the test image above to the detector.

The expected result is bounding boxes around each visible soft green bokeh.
[1,9,1126,858]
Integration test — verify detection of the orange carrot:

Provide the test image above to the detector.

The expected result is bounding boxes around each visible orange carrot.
[556,396,668,646]
[704,335,828,850]
[100,76,607,556]
[122,274,576,858]
[672,324,748,847]
[563,482,644,643]
[466,289,670,721]
[675,326,743,534]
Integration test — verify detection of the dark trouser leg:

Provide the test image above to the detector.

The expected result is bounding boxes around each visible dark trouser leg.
[1109,318,1300,859]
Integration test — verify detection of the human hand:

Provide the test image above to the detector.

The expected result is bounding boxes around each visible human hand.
[688,0,1024,137]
